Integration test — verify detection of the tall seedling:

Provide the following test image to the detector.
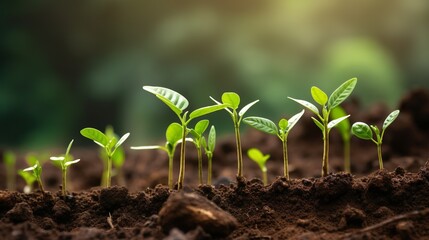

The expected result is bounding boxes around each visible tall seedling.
[102,126,126,186]
[210,93,259,178]
[143,86,227,189]
[131,122,183,189]
[244,110,304,180]
[288,78,357,177]
[201,125,216,185]
[331,106,352,173]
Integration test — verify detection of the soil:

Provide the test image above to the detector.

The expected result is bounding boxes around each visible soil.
[1,88,429,239]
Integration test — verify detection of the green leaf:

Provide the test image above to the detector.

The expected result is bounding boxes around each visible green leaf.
[382,110,400,131]
[243,116,278,135]
[64,159,80,167]
[65,139,74,161]
[328,115,350,129]
[278,119,288,131]
[143,86,189,114]
[113,133,130,151]
[112,146,125,167]
[221,92,240,109]
[166,122,183,145]
[208,125,216,152]
[239,99,259,117]
[81,128,109,147]
[288,97,319,115]
[18,170,36,185]
[312,117,324,131]
[327,78,357,110]
[189,104,227,120]
[311,86,328,106]
[330,106,350,138]
[286,109,305,132]
[352,122,373,140]
[210,96,233,115]
[247,148,270,172]
[194,119,209,135]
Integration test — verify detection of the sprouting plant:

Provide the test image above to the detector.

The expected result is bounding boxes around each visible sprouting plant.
[331,106,352,173]
[4,151,16,191]
[351,110,400,170]
[80,127,130,188]
[247,148,270,186]
[100,126,127,187]
[190,119,210,185]
[22,160,44,193]
[210,92,259,178]
[18,170,36,193]
[288,78,357,177]
[131,122,184,189]
[244,109,305,180]
[201,125,216,185]
[143,86,227,189]
[50,139,80,196]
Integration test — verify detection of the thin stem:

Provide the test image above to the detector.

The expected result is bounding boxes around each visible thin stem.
[322,123,329,177]
[106,155,112,187]
[62,168,67,196]
[377,143,383,169]
[101,158,108,187]
[178,125,187,190]
[262,170,267,186]
[197,145,203,185]
[6,165,15,191]
[234,121,243,177]
[282,139,289,180]
[168,154,174,189]
[37,178,45,192]
[207,155,212,185]
[344,138,351,173]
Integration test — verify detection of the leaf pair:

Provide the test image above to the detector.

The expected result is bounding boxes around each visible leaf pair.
[352,110,400,141]
[210,92,259,121]
[80,128,130,157]
[50,139,80,169]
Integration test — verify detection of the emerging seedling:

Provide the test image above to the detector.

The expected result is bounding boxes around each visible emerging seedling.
[143,86,227,189]
[50,139,80,196]
[131,122,184,189]
[331,106,352,173]
[190,119,210,185]
[247,148,270,185]
[244,109,305,180]
[80,127,130,187]
[288,78,357,177]
[18,170,36,193]
[351,110,400,170]
[201,125,216,185]
[210,92,259,178]
[101,126,127,187]
[22,160,45,193]
[4,151,16,191]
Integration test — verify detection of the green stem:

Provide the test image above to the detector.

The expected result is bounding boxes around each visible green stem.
[377,143,383,170]
[37,178,45,192]
[344,138,351,173]
[262,170,267,186]
[106,155,112,187]
[234,122,243,177]
[322,123,329,177]
[6,165,15,191]
[178,125,187,190]
[62,168,67,196]
[101,158,108,187]
[207,155,212,185]
[282,139,289,180]
[197,146,203,185]
[168,154,174,189]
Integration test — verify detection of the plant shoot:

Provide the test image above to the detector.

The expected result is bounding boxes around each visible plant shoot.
[201,125,216,185]
[22,160,44,193]
[331,106,352,173]
[190,119,210,185]
[247,148,270,185]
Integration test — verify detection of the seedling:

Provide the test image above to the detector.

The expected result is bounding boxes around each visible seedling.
[331,106,352,173]
[101,126,126,187]
[18,170,36,193]
[351,110,400,170]
[288,78,357,177]
[4,151,16,190]
[22,160,44,193]
[210,92,259,178]
[143,86,227,189]
[131,122,184,189]
[50,139,80,196]
[247,148,270,185]
[244,109,305,180]
[80,127,130,187]
[201,125,216,185]
[190,119,210,185]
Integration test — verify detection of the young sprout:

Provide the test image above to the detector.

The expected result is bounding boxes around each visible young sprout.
[210,92,259,178]
[50,139,80,196]
[101,126,126,187]
[143,86,227,189]
[244,109,305,180]
[201,125,216,185]
[190,119,210,185]
[247,148,270,186]
[288,78,357,177]
[331,106,352,173]
[351,110,400,170]
[4,151,16,191]
[131,122,184,189]
[18,170,36,193]
[22,160,44,193]
[80,127,130,188]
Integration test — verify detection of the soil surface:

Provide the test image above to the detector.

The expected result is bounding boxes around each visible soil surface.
[1,88,429,239]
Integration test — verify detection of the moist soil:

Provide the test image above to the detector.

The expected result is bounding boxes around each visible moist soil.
[1,89,429,239]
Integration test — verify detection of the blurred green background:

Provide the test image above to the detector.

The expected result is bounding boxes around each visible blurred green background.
[1,0,429,149]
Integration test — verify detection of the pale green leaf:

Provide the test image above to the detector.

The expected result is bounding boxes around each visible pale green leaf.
[50,156,64,161]
[239,99,259,117]
[312,117,324,131]
[166,122,183,145]
[65,139,74,161]
[328,115,350,129]
[286,109,305,132]
[114,133,130,150]
[130,145,164,150]
[382,110,400,131]
[278,119,288,131]
[189,104,227,120]
[194,119,209,135]
[288,97,319,115]
[208,125,216,152]
[243,116,278,135]
[210,96,233,115]
[352,122,373,140]
[64,159,80,167]
[311,86,328,106]
[143,86,189,114]
[330,106,350,140]
[327,78,357,110]
[81,128,109,147]
[247,148,270,172]
[221,92,240,109]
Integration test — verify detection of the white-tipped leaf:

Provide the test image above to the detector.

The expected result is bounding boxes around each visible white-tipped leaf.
[23,164,37,172]
[352,122,373,140]
[114,133,130,150]
[64,159,80,167]
[50,156,65,161]
[328,115,350,129]
[382,110,400,131]
[143,86,189,115]
[239,99,259,117]
[288,97,319,115]
[286,109,305,132]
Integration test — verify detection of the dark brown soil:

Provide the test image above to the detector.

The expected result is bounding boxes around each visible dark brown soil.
[1,88,429,239]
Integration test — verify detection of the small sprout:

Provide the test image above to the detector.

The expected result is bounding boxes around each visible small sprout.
[4,151,16,191]
[210,92,259,178]
[352,110,400,170]
[101,126,127,186]
[18,170,36,193]
[131,122,185,189]
[201,125,216,185]
[288,78,357,177]
[331,106,352,173]
[244,109,305,180]
[143,86,227,189]
[50,139,80,196]
[22,161,44,193]
[190,119,210,185]
[80,127,130,188]
[247,148,270,186]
